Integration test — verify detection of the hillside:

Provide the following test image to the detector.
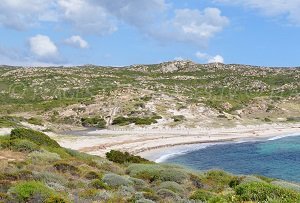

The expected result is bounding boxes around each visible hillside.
[1,128,300,202]
[0,61,299,131]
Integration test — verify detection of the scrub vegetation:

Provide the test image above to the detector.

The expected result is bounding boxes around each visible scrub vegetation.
[0,128,299,202]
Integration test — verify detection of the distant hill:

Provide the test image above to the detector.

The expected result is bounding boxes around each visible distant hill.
[0,61,299,130]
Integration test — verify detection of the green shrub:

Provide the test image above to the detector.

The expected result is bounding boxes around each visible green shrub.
[127,164,188,183]
[106,150,150,164]
[27,117,43,126]
[0,116,21,128]
[102,174,132,188]
[81,117,106,128]
[190,174,204,188]
[112,116,158,126]
[53,162,80,176]
[1,138,40,152]
[33,172,67,186]
[159,168,189,183]
[127,164,161,182]
[84,171,102,180]
[172,115,185,122]
[158,181,185,195]
[13,139,40,152]
[190,189,215,201]
[201,170,235,192]
[112,116,130,126]
[156,188,179,200]
[45,195,69,203]
[10,128,60,148]
[90,179,110,190]
[128,177,147,189]
[235,181,300,202]
[9,181,54,202]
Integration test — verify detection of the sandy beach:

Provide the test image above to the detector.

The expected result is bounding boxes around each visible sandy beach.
[56,123,300,161]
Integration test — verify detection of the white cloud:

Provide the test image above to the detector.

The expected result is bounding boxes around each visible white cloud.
[216,0,300,25]
[149,8,229,46]
[65,35,89,49]
[196,51,224,63]
[57,0,117,35]
[0,0,57,30]
[0,1,229,47]
[29,35,59,60]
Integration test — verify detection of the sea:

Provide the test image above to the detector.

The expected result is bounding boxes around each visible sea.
[160,134,300,183]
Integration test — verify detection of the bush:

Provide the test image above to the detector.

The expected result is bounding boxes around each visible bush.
[9,181,54,202]
[158,181,185,195]
[10,128,60,148]
[156,188,179,200]
[90,179,110,190]
[128,177,147,189]
[190,174,204,188]
[112,116,158,126]
[53,162,80,176]
[84,171,102,180]
[159,169,189,183]
[127,164,188,183]
[102,174,132,188]
[235,181,300,202]
[1,139,40,152]
[12,139,40,152]
[106,150,150,164]
[27,117,43,126]
[45,195,69,203]
[190,189,215,201]
[33,172,67,186]
[201,170,235,192]
[81,117,106,129]
[172,115,185,122]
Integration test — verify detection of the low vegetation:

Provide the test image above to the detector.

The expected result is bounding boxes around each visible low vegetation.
[0,129,300,202]
[112,116,160,126]
[81,117,106,128]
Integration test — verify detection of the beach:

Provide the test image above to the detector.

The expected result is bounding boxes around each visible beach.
[56,123,300,161]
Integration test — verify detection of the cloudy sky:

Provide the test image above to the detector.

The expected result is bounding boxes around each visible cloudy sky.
[0,0,300,66]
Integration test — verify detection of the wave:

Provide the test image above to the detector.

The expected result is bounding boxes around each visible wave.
[155,143,219,163]
[268,133,300,141]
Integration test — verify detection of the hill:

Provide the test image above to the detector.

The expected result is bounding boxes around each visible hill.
[0,61,299,130]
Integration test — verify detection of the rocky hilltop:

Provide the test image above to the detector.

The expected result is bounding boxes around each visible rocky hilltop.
[0,61,299,131]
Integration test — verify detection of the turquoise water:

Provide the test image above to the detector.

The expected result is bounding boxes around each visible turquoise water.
[165,135,300,182]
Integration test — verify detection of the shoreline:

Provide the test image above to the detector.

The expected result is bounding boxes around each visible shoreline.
[56,123,300,160]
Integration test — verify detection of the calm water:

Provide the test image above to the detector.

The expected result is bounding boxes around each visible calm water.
[165,135,300,182]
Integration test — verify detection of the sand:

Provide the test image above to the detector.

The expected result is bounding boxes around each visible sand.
[57,123,300,160]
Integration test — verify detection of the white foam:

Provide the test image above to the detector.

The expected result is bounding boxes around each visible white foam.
[154,143,218,163]
[268,133,300,141]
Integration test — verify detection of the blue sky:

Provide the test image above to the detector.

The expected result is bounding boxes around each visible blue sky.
[0,0,300,67]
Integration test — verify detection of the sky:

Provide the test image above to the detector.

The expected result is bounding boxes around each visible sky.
[0,0,300,67]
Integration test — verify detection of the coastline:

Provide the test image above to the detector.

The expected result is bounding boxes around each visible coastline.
[56,123,300,160]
